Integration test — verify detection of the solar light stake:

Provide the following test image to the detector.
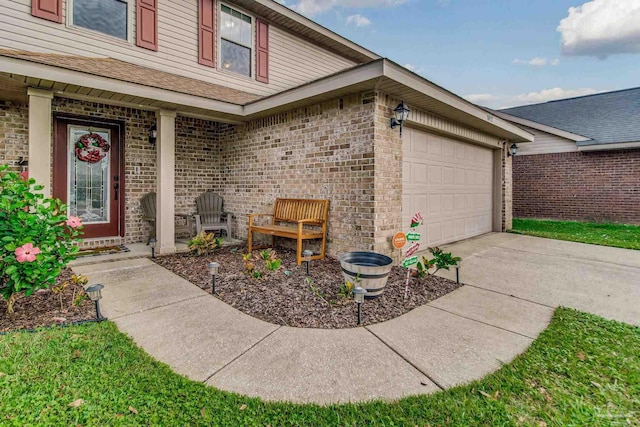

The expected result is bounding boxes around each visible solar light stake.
[208,262,220,294]
[302,250,313,276]
[353,286,366,326]
[149,238,156,258]
[85,284,105,321]
[455,260,462,285]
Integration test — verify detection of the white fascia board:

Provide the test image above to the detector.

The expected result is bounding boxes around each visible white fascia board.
[0,57,244,117]
[243,61,383,115]
[382,61,534,142]
[250,0,380,61]
[577,141,640,151]
[493,110,591,142]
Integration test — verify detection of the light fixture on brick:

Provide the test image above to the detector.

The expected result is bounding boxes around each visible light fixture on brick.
[149,122,157,147]
[390,100,410,136]
[508,143,519,157]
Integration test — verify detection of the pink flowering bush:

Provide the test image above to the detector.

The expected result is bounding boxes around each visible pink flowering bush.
[1,165,83,313]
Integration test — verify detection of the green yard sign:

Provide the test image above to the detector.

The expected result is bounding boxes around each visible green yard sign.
[406,232,421,241]
[402,256,418,268]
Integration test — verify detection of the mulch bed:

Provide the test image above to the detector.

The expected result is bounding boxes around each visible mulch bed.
[0,269,96,333]
[153,246,462,329]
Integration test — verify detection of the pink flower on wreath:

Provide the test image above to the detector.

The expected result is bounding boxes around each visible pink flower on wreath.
[66,216,82,228]
[15,243,41,263]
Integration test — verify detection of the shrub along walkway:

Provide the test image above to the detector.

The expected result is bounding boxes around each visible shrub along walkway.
[69,233,640,404]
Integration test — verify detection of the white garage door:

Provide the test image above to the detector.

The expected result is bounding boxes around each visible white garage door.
[402,127,494,248]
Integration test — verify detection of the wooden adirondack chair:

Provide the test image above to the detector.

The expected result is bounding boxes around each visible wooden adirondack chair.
[140,192,194,242]
[194,192,232,238]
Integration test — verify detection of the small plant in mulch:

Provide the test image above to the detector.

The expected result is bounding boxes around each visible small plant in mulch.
[51,274,89,311]
[415,247,461,279]
[242,249,282,280]
[188,231,223,256]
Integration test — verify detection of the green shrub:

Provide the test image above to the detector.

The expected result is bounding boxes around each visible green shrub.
[0,165,83,313]
[415,246,461,279]
[188,231,223,256]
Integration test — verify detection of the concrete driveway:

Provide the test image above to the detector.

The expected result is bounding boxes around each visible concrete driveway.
[439,233,640,326]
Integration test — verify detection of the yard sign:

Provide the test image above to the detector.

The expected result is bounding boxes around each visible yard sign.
[396,212,424,299]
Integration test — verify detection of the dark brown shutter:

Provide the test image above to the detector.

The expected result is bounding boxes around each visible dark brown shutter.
[32,0,62,23]
[256,19,269,83]
[198,0,216,67]
[137,0,158,51]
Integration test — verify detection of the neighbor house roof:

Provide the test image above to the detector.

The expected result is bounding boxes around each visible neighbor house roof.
[499,87,640,147]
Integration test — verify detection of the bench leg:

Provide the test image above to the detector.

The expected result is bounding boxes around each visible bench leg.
[319,236,327,260]
[296,238,303,266]
[248,228,253,253]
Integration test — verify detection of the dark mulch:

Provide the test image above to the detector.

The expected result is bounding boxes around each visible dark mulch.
[153,246,462,329]
[0,269,96,333]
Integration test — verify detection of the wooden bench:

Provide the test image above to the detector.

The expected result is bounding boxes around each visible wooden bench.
[248,198,330,265]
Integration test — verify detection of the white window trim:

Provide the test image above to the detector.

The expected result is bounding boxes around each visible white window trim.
[218,2,255,79]
[66,0,133,45]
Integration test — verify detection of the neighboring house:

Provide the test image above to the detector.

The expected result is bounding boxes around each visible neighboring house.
[0,0,531,259]
[496,88,640,225]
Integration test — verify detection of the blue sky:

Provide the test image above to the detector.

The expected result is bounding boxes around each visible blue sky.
[277,0,640,109]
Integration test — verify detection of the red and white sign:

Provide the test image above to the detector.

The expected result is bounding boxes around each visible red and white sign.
[405,242,420,258]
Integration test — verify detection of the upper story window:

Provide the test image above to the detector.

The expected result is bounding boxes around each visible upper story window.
[220,4,252,77]
[72,0,128,40]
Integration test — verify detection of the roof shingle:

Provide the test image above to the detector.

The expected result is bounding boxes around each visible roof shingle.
[500,87,640,146]
[0,50,262,105]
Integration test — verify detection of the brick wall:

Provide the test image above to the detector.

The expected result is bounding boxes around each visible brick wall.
[513,150,640,225]
[0,101,28,171]
[215,93,377,256]
[373,93,403,258]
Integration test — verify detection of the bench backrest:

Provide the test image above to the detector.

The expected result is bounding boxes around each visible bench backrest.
[273,198,329,224]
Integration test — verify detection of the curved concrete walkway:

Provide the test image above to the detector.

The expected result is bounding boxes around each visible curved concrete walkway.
[71,233,640,404]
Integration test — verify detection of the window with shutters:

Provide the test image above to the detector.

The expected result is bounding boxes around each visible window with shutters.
[219,4,253,77]
[69,0,130,41]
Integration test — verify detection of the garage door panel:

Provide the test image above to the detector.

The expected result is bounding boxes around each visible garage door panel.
[402,127,494,247]
[414,163,428,184]
[428,165,442,184]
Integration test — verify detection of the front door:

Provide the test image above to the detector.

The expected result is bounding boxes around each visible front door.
[53,115,124,239]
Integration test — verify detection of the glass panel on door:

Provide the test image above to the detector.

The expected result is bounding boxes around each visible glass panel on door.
[67,125,111,224]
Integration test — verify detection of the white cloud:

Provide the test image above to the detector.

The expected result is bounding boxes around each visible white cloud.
[557,0,640,58]
[514,87,603,104]
[403,63,416,71]
[513,57,559,66]
[464,87,606,109]
[464,93,496,103]
[289,0,409,17]
[346,14,372,27]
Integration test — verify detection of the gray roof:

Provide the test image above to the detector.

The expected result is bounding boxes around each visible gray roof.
[499,87,640,146]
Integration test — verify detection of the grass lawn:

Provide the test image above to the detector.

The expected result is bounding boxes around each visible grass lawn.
[1,309,638,426]
[511,218,640,250]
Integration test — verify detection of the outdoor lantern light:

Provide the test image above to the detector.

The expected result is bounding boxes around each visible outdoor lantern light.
[208,262,220,294]
[149,238,157,258]
[302,250,313,276]
[508,143,519,157]
[390,100,410,136]
[455,259,462,285]
[149,123,157,147]
[85,284,105,321]
[353,286,367,325]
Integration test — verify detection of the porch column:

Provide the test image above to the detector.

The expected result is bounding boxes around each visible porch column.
[156,110,177,254]
[27,88,54,196]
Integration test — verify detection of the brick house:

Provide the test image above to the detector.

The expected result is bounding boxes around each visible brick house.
[0,0,531,259]
[496,88,640,225]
